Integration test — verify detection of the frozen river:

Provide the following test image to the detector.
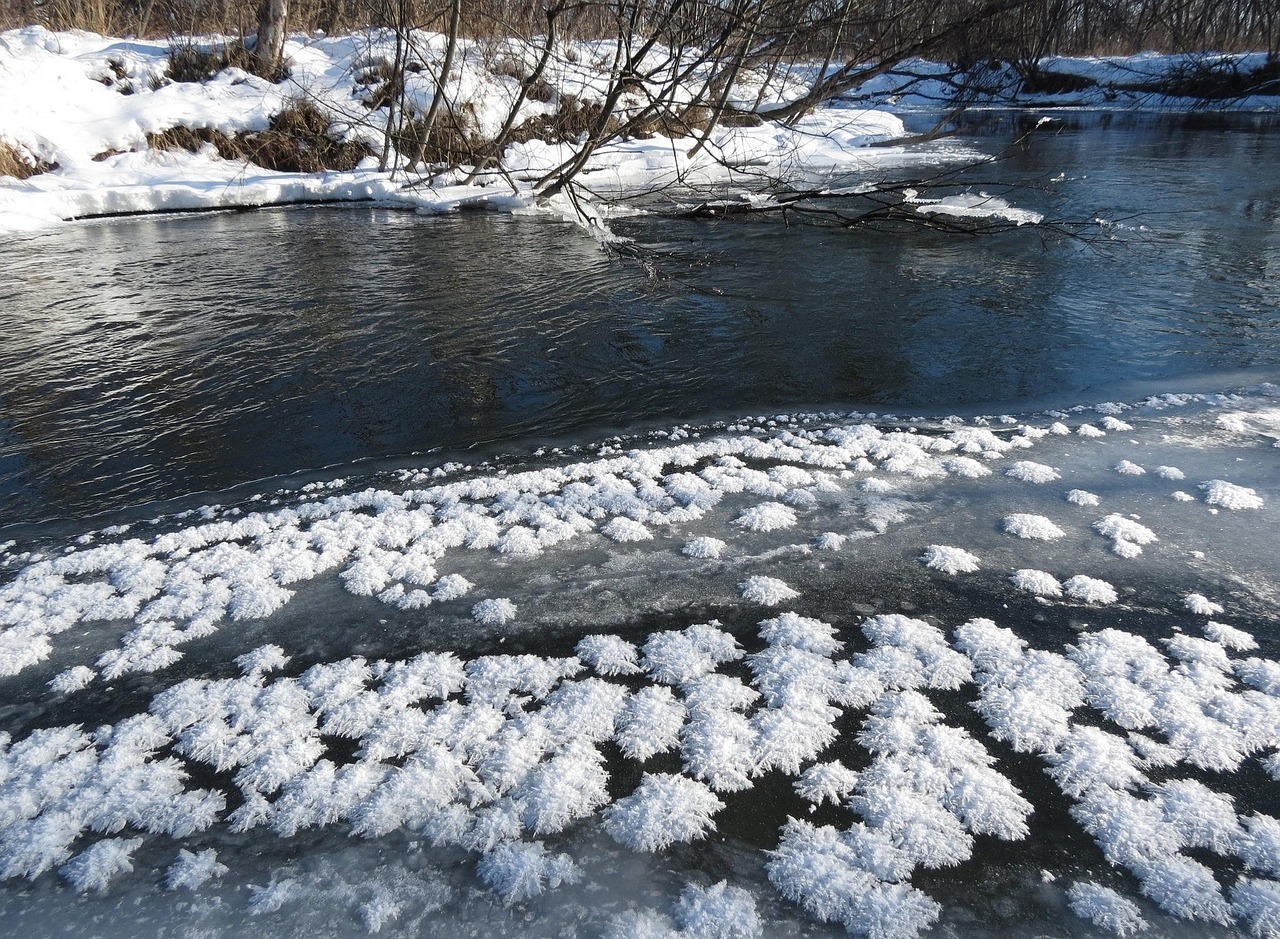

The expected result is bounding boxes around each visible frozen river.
[0,112,1278,938]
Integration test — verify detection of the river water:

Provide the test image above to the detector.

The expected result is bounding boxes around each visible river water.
[0,111,1277,528]
[0,112,1278,939]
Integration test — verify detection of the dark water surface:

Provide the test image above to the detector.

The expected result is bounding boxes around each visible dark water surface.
[0,111,1277,525]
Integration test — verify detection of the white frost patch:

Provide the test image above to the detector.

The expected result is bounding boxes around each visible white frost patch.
[1199,480,1264,510]
[1067,489,1100,506]
[576,635,642,676]
[1077,424,1106,438]
[615,686,687,760]
[1006,461,1060,484]
[48,665,94,694]
[476,841,579,904]
[1114,461,1146,476]
[1067,882,1147,936]
[814,532,847,551]
[1231,879,1280,939]
[642,623,741,685]
[1100,417,1134,432]
[942,456,991,478]
[472,598,517,626]
[164,848,227,891]
[1063,576,1118,605]
[1137,856,1231,924]
[920,545,980,575]
[1172,491,1195,502]
[604,774,724,851]
[674,881,762,938]
[740,576,799,606]
[1010,569,1062,597]
[60,837,142,894]
[1203,621,1257,652]
[601,517,654,543]
[1001,514,1066,540]
[794,761,859,806]
[732,502,798,533]
[1153,465,1185,481]
[1183,594,1224,616]
[432,574,474,602]
[758,612,842,656]
[1093,515,1157,557]
[682,537,727,560]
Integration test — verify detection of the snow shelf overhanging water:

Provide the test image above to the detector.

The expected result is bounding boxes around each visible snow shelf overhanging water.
[0,385,1278,938]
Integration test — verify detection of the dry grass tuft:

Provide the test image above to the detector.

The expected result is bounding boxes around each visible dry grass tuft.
[165,39,272,84]
[146,101,370,172]
[508,96,620,144]
[396,104,486,165]
[0,140,54,179]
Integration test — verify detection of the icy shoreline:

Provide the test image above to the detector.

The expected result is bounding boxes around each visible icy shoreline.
[1,383,1278,937]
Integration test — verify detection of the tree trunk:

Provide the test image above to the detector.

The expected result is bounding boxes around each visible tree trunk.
[252,0,288,79]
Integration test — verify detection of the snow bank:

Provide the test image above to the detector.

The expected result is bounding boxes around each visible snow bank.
[0,26,909,231]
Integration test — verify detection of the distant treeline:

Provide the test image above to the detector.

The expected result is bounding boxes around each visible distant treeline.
[2,0,1275,59]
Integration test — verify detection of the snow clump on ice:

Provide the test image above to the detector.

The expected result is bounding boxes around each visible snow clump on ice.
[794,761,859,806]
[1203,621,1257,651]
[472,598,517,626]
[1067,882,1147,936]
[1002,514,1066,540]
[476,841,580,903]
[1114,461,1146,476]
[165,849,228,891]
[919,545,980,575]
[1183,594,1224,616]
[432,573,474,601]
[1199,480,1264,510]
[1009,569,1063,597]
[60,837,143,894]
[682,537,727,560]
[1063,575,1118,605]
[674,881,762,938]
[576,635,643,676]
[1005,461,1060,483]
[48,665,95,694]
[733,502,798,532]
[601,517,654,543]
[1067,489,1100,506]
[1092,514,1157,557]
[603,774,725,852]
[740,576,800,606]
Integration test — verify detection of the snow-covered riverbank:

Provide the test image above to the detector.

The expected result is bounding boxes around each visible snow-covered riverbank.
[0,27,910,231]
[1,383,1277,938]
[2,27,1275,234]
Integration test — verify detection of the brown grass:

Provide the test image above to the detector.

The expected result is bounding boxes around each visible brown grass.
[0,140,53,179]
[165,39,270,84]
[630,104,714,140]
[146,102,370,172]
[396,104,485,165]
[508,96,620,144]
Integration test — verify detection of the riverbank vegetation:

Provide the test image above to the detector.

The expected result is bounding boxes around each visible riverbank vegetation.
[0,0,1277,229]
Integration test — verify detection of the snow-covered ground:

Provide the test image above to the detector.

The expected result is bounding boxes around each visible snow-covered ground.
[1,382,1278,937]
[847,52,1280,111]
[5,28,1273,235]
[0,27,914,232]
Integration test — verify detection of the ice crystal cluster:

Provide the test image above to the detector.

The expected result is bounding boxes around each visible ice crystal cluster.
[1,388,1278,937]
